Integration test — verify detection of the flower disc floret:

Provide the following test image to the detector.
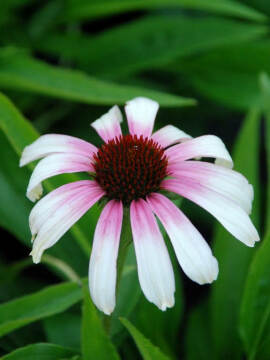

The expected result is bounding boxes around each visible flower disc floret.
[93,134,168,205]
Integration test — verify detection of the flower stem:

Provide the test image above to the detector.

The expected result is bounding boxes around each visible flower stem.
[42,255,81,284]
[116,208,132,292]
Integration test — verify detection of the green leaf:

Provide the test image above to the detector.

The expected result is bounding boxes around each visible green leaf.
[131,235,183,358]
[239,231,270,360]
[173,41,270,110]
[64,0,266,22]
[0,133,89,274]
[43,312,81,351]
[81,286,120,360]
[0,49,194,107]
[0,281,83,338]
[0,92,92,272]
[260,72,270,230]
[210,108,261,359]
[238,73,270,360]
[237,0,270,16]
[0,133,33,245]
[36,16,267,79]
[110,247,141,339]
[120,317,170,360]
[0,343,78,360]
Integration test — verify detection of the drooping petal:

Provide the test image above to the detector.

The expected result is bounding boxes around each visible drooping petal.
[89,200,123,315]
[151,125,191,148]
[168,161,253,214]
[20,134,97,167]
[29,180,92,236]
[162,178,259,247]
[30,180,104,263]
[27,153,95,202]
[147,193,218,285]
[125,97,159,137]
[130,199,175,310]
[91,105,122,142]
[165,135,233,168]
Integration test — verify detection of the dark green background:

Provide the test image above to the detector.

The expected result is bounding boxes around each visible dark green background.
[0,1,270,359]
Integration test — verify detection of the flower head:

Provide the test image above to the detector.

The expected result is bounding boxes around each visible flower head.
[20,97,259,314]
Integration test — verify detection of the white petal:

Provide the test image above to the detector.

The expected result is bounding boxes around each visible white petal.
[130,199,175,310]
[89,200,123,315]
[168,161,253,214]
[165,135,233,168]
[162,178,259,247]
[29,180,91,236]
[151,125,191,148]
[20,134,97,167]
[27,153,94,202]
[125,97,159,137]
[147,193,218,285]
[91,105,122,142]
[30,181,104,263]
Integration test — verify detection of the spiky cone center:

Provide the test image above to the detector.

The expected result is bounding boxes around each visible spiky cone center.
[93,134,169,206]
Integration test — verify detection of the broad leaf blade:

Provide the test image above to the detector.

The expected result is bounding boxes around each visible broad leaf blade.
[239,73,270,360]
[239,232,270,360]
[210,108,261,359]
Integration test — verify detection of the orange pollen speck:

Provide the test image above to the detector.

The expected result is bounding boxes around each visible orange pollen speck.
[92,134,169,206]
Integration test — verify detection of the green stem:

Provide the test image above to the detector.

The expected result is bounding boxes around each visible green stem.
[70,224,91,257]
[42,255,81,284]
[6,255,81,285]
[116,209,132,292]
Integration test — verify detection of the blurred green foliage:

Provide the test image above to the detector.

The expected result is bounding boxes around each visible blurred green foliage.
[0,0,269,359]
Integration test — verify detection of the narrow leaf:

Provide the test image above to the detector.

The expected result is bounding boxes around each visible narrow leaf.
[0,343,78,360]
[64,0,266,22]
[36,16,267,79]
[0,92,92,268]
[81,286,120,360]
[120,317,170,360]
[0,281,83,337]
[260,72,270,230]
[173,41,270,110]
[0,49,194,107]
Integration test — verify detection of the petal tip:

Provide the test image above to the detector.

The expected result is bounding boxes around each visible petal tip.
[19,155,27,167]
[102,306,114,316]
[159,298,175,311]
[30,249,41,264]
[27,184,43,202]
